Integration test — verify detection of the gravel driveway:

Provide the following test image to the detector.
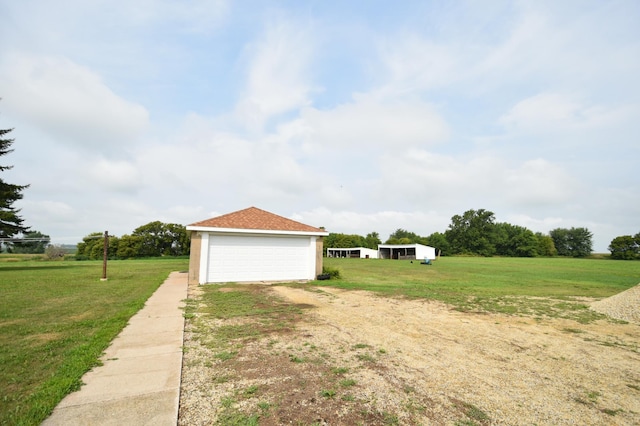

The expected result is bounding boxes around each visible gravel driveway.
[179,283,640,425]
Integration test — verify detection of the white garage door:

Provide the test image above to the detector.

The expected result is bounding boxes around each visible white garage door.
[207,235,311,283]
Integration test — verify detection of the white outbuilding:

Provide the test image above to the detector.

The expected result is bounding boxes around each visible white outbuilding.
[326,247,379,259]
[378,243,437,261]
[186,207,329,284]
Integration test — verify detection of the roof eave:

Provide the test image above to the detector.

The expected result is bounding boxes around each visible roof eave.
[186,225,329,237]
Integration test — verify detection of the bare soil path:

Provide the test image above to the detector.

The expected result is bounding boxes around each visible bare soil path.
[179,284,640,425]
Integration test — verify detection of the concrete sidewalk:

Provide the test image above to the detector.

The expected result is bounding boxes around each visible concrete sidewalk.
[43,271,188,426]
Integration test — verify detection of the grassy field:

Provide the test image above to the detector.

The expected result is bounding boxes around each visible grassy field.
[320,256,640,321]
[0,257,189,426]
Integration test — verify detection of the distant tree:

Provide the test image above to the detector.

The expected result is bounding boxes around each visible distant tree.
[133,221,166,257]
[98,235,119,259]
[549,227,593,257]
[116,234,143,258]
[323,233,337,249]
[425,232,449,255]
[76,232,103,259]
[494,223,538,257]
[0,122,29,240]
[445,209,498,256]
[608,234,639,260]
[324,233,366,249]
[132,221,189,257]
[549,228,570,256]
[76,232,118,260]
[364,232,381,249]
[385,229,428,245]
[164,223,190,256]
[386,236,412,245]
[534,232,557,257]
[9,230,50,254]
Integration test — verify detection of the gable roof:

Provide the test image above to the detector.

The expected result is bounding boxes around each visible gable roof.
[187,207,327,234]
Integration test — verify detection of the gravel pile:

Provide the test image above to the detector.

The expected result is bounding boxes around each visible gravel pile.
[591,283,640,324]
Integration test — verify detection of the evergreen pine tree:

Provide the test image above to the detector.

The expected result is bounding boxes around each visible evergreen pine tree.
[0,126,29,238]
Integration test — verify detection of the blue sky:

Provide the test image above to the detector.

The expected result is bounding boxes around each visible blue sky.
[0,0,638,252]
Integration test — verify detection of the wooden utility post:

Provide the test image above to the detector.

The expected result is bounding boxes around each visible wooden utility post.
[101,230,109,281]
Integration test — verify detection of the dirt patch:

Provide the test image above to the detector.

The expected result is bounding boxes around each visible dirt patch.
[179,284,640,425]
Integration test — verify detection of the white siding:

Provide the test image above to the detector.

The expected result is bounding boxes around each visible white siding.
[416,245,437,260]
[206,234,311,283]
[378,244,437,260]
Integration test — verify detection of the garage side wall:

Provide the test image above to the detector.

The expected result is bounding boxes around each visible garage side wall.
[315,237,324,278]
[188,232,202,285]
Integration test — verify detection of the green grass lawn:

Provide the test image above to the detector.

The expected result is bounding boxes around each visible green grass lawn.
[320,257,640,321]
[0,257,188,426]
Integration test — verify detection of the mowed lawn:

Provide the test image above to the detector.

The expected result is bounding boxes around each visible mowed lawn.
[321,256,640,320]
[0,257,189,426]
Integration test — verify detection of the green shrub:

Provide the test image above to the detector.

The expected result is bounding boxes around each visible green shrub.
[322,265,341,279]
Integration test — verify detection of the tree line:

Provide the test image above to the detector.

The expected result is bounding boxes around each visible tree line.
[325,209,595,258]
[59,212,640,261]
[76,221,189,260]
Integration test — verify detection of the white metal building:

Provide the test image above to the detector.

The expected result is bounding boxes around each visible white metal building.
[326,247,379,259]
[186,207,328,284]
[378,243,436,261]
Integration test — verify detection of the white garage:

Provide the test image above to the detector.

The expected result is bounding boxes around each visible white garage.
[187,207,328,284]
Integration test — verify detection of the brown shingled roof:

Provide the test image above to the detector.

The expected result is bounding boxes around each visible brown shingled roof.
[188,207,325,233]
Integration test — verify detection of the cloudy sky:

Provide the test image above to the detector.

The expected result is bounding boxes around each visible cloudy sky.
[0,0,638,252]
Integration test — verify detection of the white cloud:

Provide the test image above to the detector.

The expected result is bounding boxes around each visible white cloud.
[374,5,551,96]
[131,113,321,210]
[381,149,466,191]
[134,131,251,196]
[235,17,315,129]
[18,200,75,224]
[298,94,449,153]
[376,150,581,212]
[165,205,208,226]
[3,0,229,40]
[498,93,612,132]
[472,8,549,84]
[500,93,640,137]
[110,0,229,34]
[379,34,460,93]
[504,158,579,205]
[317,186,354,210]
[0,53,149,153]
[83,159,143,192]
[378,150,496,210]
